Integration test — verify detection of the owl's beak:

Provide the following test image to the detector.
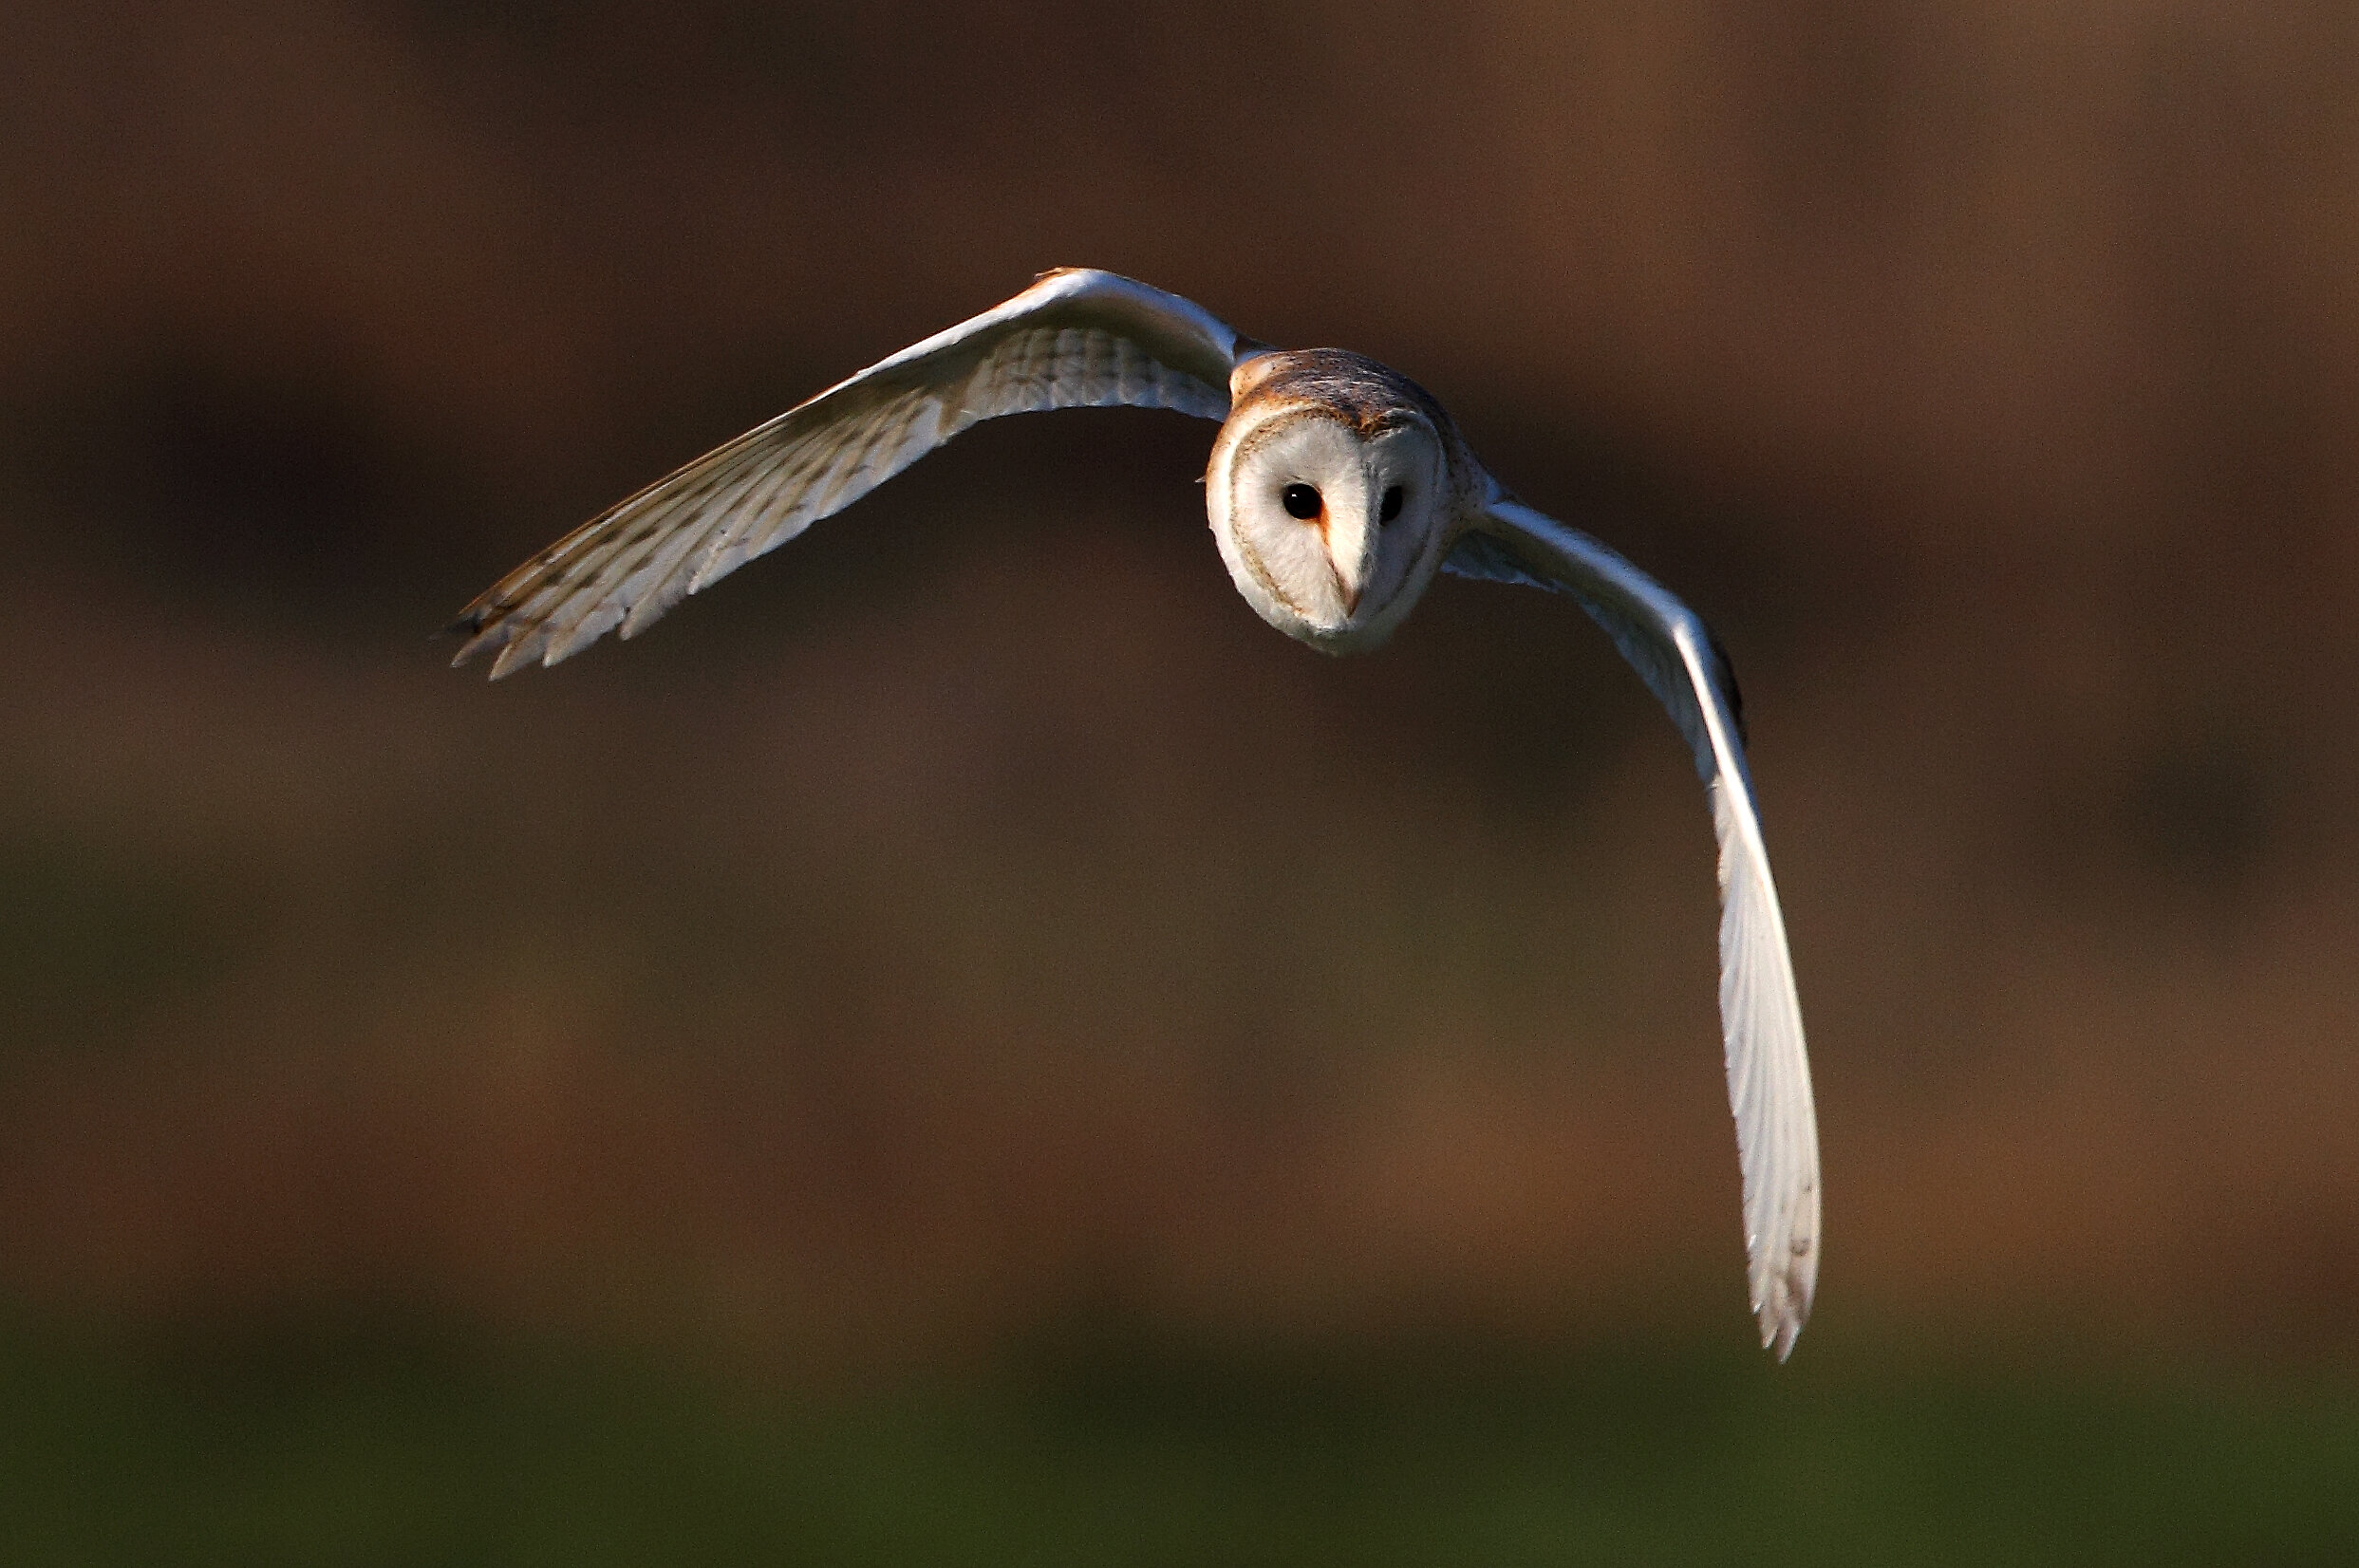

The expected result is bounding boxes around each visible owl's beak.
[1324,509,1374,616]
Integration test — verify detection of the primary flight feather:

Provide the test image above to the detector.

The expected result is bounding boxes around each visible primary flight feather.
[452,268,1823,1357]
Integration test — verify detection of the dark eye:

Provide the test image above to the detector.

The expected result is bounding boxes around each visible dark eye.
[1379,485,1404,523]
[1281,483,1322,520]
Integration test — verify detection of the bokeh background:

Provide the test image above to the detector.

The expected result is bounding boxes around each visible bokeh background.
[6,1,2359,1560]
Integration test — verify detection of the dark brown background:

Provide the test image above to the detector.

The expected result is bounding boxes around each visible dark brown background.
[4,0,2358,1382]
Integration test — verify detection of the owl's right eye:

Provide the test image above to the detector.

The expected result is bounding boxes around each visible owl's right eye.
[1281,483,1322,520]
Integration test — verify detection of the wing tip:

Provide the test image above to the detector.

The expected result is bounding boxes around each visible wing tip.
[443,597,529,676]
[444,610,528,679]
[444,624,498,675]
[1753,1253,1816,1362]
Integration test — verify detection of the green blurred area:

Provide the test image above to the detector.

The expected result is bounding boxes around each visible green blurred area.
[7,1313,2356,1566]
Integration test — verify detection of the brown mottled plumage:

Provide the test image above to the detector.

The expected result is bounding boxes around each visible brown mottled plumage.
[448,269,1823,1359]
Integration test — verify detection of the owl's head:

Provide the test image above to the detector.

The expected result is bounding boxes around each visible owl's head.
[1206,350,1463,654]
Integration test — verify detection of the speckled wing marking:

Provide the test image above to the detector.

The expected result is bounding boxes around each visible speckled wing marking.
[451,270,1247,677]
[1448,498,1823,1360]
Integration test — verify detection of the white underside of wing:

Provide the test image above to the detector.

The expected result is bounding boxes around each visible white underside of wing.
[1707,769,1820,1356]
[453,271,1242,677]
[1470,497,1822,1358]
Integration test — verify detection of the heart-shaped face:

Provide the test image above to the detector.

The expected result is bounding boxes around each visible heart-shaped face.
[1206,350,1460,654]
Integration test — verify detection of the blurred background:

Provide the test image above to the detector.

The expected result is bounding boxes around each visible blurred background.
[5,1,2359,1559]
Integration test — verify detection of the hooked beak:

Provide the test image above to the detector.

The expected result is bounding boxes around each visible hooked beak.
[1323,508,1373,617]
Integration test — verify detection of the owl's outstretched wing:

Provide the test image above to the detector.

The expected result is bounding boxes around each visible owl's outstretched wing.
[1445,497,1822,1359]
[451,269,1252,677]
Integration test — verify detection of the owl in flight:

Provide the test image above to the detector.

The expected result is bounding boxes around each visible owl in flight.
[451,269,1822,1357]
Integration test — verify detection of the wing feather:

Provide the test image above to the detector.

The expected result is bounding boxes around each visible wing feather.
[453,271,1247,675]
[1452,497,1822,1359]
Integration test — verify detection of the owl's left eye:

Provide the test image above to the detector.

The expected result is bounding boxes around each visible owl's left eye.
[1379,485,1404,523]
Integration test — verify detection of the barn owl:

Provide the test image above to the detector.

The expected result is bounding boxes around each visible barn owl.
[451,269,1822,1357]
